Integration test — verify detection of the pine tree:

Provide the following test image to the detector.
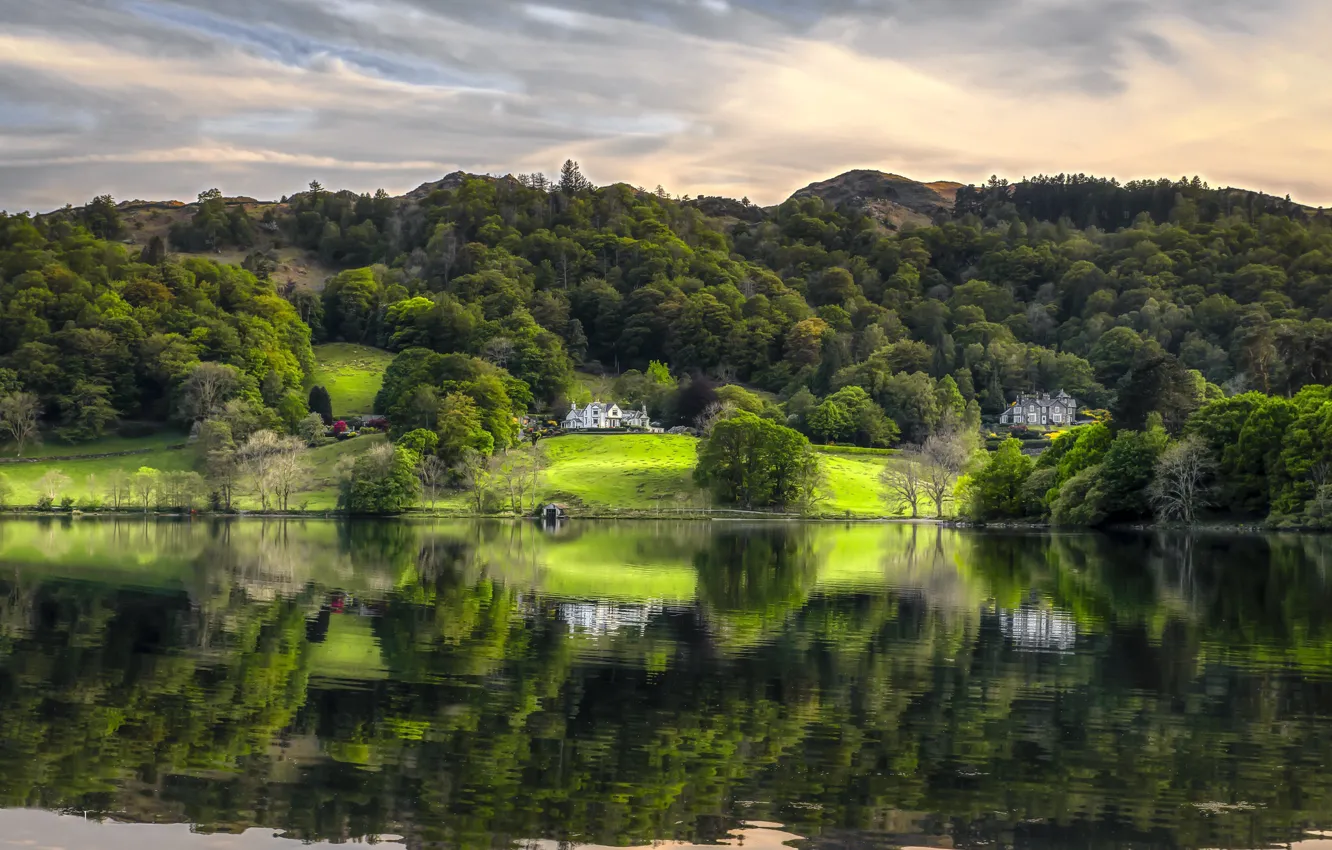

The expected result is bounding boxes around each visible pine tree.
[141,235,166,266]
[559,160,590,196]
[309,386,334,425]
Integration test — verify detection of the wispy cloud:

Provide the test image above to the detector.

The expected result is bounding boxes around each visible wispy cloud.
[0,0,1328,212]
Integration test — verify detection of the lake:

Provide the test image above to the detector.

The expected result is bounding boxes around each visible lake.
[1,518,1332,850]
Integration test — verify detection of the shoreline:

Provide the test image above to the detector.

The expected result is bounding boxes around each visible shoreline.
[0,509,1308,533]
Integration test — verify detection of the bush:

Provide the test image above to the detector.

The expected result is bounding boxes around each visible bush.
[1051,466,1106,526]
[37,495,53,511]
[59,496,75,511]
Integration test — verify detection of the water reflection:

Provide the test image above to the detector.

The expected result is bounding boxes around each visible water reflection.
[1,519,1332,849]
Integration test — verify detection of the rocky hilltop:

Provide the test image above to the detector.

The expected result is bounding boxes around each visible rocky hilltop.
[787,169,963,228]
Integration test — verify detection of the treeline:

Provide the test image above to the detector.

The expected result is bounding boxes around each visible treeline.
[955,173,1315,231]
[15,161,1332,517]
[965,383,1332,527]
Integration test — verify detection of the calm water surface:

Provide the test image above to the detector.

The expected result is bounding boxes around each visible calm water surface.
[2,519,1332,849]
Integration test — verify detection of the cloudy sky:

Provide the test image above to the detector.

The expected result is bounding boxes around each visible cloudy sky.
[3,0,1331,212]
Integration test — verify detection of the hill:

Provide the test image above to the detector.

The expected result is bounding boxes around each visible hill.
[107,197,339,289]
[786,169,961,228]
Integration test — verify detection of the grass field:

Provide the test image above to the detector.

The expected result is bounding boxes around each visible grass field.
[0,432,389,510]
[540,435,700,511]
[0,427,937,517]
[0,445,199,506]
[311,343,395,417]
[534,434,936,518]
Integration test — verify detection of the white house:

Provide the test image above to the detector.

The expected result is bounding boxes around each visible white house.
[999,391,1079,428]
[621,405,651,429]
[564,401,652,431]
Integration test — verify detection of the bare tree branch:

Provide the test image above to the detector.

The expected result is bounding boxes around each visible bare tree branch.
[1150,435,1214,524]
[881,450,926,518]
[0,392,41,458]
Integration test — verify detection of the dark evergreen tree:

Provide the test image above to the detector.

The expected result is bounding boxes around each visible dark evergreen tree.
[308,385,334,425]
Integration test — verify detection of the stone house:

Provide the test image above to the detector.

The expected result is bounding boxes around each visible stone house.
[998,391,1079,428]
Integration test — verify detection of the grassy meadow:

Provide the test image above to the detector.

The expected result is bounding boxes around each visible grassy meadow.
[0,427,934,518]
[311,343,395,417]
[0,433,389,510]
[540,435,701,512]
[534,434,933,518]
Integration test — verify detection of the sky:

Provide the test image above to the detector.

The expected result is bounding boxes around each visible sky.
[2,0,1332,212]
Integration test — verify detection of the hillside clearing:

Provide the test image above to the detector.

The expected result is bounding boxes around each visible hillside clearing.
[117,201,338,289]
[311,344,395,417]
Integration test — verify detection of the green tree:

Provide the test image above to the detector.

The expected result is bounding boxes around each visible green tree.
[964,439,1033,520]
[57,381,117,442]
[398,428,441,458]
[132,466,159,511]
[339,443,420,514]
[436,393,494,465]
[1095,428,1166,521]
[807,399,854,443]
[826,385,899,447]
[694,412,820,509]
[308,385,334,425]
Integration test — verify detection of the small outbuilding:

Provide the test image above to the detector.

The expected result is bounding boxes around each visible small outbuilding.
[541,503,570,523]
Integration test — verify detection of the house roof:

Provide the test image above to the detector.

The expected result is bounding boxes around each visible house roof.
[1007,392,1078,409]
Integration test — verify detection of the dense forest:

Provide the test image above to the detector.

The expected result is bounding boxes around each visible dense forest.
[4,163,1332,521]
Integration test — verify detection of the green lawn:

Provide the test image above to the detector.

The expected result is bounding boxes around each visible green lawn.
[0,427,936,517]
[0,432,389,510]
[534,433,930,518]
[0,445,199,506]
[540,434,701,512]
[311,343,395,417]
[819,454,894,516]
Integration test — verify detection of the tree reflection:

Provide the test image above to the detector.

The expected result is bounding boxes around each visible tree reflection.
[0,521,1329,849]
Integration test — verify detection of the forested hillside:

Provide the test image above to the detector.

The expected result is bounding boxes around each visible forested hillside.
[4,163,1332,521]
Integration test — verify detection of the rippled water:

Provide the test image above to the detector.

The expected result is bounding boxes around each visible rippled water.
[1,518,1332,849]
